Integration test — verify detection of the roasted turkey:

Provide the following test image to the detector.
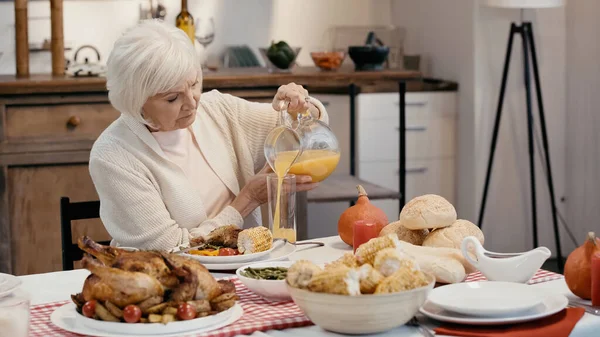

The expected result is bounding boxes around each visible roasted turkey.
[75,237,235,309]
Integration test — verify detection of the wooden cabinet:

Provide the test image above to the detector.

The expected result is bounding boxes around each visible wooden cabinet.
[0,93,118,275]
[357,91,458,221]
[7,165,110,275]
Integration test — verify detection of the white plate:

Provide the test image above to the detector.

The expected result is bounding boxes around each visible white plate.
[420,292,568,326]
[427,281,544,317]
[0,273,21,298]
[200,242,297,271]
[182,240,287,264]
[51,302,243,337]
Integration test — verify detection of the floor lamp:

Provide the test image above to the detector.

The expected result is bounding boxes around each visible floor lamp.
[478,0,564,272]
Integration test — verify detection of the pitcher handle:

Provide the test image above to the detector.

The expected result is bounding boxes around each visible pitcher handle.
[461,236,483,267]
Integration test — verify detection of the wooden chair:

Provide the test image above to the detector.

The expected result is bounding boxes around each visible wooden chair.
[60,197,110,271]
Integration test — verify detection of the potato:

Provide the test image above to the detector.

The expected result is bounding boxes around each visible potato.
[197,311,211,318]
[138,296,163,314]
[104,301,123,319]
[161,314,176,324]
[162,307,178,316]
[148,314,163,323]
[211,292,237,303]
[95,303,120,322]
[212,299,236,312]
[140,317,149,323]
[146,303,168,315]
[187,300,211,313]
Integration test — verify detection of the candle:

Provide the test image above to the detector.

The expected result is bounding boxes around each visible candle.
[592,252,600,307]
[353,220,380,253]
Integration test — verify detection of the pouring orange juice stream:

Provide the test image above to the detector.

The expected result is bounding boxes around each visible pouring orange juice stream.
[270,111,341,243]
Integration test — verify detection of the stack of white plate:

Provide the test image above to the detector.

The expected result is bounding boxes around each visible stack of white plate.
[180,240,298,271]
[420,281,568,325]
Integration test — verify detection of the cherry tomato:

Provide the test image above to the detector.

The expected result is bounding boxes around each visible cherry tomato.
[177,303,197,320]
[123,305,142,323]
[82,300,96,318]
[218,248,238,256]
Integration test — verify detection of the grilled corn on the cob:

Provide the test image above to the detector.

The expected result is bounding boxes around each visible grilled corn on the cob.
[374,267,430,294]
[324,252,359,270]
[357,263,384,294]
[307,266,361,295]
[355,234,401,266]
[286,260,322,289]
[237,226,273,254]
[373,247,419,277]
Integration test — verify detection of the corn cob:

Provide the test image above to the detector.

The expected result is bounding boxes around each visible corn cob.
[286,260,323,289]
[374,268,430,294]
[373,247,419,277]
[357,264,384,294]
[307,265,361,295]
[237,226,273,254]
[355,234,401,266]
[324,252,359,270]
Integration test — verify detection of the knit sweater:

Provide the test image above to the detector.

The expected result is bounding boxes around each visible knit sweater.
[89,90,329,251]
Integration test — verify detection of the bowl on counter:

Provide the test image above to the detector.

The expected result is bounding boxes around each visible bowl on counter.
[348,45,389,71]
[236,261,294,302]
[287,272,436,335]
[310,51,346,71]
[259,47,301,73]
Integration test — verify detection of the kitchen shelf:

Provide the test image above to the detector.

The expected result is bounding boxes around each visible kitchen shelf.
[307,174,400,203]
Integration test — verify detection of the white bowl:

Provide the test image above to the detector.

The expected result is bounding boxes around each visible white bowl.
[287,273,436,335]
[236,261,294,302]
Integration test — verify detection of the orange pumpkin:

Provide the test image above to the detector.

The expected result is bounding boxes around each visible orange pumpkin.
[337,185,389,246]
[564,232,600,299]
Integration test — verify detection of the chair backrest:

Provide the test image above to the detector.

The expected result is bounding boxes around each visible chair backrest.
[60,197,110,271]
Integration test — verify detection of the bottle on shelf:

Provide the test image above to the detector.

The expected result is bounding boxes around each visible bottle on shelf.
[175,0,195,44]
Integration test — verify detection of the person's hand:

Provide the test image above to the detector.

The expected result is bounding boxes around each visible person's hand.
[231,165,320,217]
[272,83,316,119]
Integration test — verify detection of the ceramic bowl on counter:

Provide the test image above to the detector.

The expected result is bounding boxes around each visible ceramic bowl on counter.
[236,261,294,302]
[287,272,436,335]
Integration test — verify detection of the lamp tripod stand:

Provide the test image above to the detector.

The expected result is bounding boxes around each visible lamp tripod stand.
[477,21,563,273]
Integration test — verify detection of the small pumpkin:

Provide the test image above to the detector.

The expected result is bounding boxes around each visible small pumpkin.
[564,232,600,300]
[337,185,389,246]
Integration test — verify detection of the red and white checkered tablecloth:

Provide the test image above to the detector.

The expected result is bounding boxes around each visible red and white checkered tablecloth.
[28,270,563,337]
[28,277,312,337]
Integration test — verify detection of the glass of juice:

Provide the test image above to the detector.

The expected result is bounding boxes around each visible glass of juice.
[267,173,297,243]
[353,220,380,253]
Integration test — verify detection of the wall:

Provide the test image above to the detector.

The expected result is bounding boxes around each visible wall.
[392,0,570,256]
[565,0,600,250]
[0,0,391,75]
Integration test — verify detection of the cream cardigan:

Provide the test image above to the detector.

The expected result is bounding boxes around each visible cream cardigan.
[89,90,329,251]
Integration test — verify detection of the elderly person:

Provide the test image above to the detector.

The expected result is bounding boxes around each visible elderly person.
[89,20,328,251]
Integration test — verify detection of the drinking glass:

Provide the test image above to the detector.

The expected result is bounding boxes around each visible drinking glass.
[267,173,297,243]
[195,17,215,67]
[0,288,30,337]
[353,220,379,253]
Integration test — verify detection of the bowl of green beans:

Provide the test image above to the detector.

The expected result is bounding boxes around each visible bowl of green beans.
[236,261,295,302]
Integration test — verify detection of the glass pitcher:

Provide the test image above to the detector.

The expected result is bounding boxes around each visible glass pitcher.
[288,100,341,183]
[264,99,340,182]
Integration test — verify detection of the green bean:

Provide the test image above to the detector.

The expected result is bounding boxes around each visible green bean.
[241,267,288,280]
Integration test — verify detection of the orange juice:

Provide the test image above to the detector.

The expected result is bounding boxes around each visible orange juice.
[272,150,299,243]
[285,149,340,182]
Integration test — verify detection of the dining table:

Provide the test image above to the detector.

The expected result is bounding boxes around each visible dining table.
[15,235,600,337]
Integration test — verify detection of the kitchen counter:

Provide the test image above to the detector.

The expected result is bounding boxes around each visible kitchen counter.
[0,66,456,96]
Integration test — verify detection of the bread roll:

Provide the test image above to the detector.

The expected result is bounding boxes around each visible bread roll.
[379,220,429,245]
[399,240,477,274]
[399,194,456,230]
[412,254,466,284]
[423,219,484,250]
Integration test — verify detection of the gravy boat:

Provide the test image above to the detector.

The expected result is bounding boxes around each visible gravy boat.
[461,236,551,284]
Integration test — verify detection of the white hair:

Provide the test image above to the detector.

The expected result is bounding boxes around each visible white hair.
[106,19,201,124]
